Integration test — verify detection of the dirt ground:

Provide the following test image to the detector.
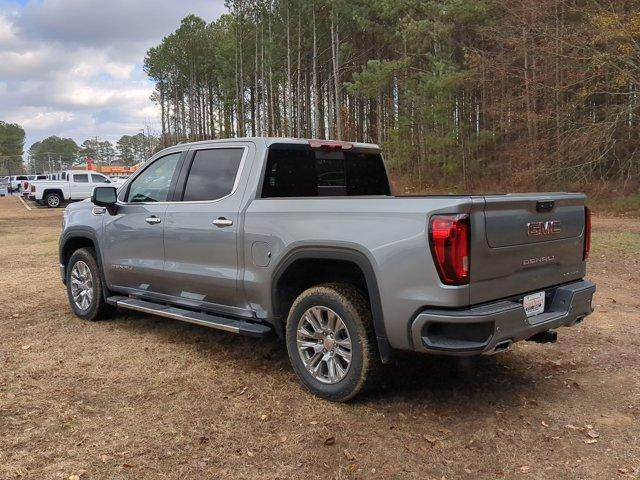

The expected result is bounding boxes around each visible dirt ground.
[0,196,638,480]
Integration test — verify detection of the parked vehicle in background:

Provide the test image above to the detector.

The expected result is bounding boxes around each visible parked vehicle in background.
[9,175,28,192]
[59,137,596,401]
[31,170,119,207]
[21,175,47,196]
[0,176,8,196]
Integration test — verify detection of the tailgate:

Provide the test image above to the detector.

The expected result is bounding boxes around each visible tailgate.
[469,193,587,305]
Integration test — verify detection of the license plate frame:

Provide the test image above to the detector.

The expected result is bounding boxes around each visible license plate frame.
[523,291,545,317]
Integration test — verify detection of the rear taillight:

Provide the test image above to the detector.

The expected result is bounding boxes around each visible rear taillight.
[30,185,35,192]
[583,207,591,260]
[429,214,470,285]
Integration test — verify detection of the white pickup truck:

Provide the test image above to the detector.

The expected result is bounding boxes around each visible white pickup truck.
[29,170,122,208]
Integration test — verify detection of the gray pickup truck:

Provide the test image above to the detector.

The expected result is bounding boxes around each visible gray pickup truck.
[59,137,595,401]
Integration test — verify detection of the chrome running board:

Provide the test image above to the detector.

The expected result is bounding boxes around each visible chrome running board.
[107,296,272,338]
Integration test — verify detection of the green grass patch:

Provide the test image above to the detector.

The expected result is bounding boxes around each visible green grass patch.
[592,230,640,258]
[590,193,640,217]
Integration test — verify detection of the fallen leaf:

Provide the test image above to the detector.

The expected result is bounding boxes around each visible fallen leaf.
[122,463,135,468]
[324,436,335,446]
[423,435,437,445]
[584,439,598,444]
[260,414,269,421]
[541,421,549,428]
[343,449,355,461]
[564,424,583,431]
[21,345,30,350]
[585,429,599,439]
[68,476,80,480]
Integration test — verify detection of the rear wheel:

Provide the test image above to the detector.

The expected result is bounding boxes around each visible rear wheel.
[285,283,380,402]
[45,192,62,208]
[66,248,115,321]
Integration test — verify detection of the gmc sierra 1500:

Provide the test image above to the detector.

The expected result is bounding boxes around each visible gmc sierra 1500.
[59,137,595,401]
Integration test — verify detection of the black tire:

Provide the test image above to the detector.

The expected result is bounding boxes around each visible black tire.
[45,192,62,208]
[285,283,380,402]
[66,248,116,321]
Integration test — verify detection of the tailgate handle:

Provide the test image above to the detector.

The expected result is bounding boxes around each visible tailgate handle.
[536,200,554,212]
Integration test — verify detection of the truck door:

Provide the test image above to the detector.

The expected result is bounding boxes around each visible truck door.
[102,151,184,292]
[162,145,250,314]
[71,173,91,199]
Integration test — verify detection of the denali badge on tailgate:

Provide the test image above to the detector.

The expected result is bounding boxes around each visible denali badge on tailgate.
[527,220,561,237]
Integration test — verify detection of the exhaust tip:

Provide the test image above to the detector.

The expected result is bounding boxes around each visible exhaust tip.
[493,340,512,353]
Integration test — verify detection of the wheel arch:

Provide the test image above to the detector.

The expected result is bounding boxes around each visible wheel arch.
[271,245,391,363]
[59,229,109,298]
[43,188,64,200]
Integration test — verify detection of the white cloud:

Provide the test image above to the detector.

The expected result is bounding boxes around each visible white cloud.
[0,0,227,161]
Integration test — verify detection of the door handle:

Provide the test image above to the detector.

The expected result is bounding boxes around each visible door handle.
[212,217,233,227]
[145,216,162,224]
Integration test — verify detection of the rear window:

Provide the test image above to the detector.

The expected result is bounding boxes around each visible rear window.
[261,146,390,198]
[182,148,243,201]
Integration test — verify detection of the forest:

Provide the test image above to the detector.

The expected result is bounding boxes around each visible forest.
[144,0,640,193]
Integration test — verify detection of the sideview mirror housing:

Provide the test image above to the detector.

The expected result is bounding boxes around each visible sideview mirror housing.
[92,186,118,208]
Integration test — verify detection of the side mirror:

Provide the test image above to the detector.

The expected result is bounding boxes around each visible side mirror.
[92,186,117,208]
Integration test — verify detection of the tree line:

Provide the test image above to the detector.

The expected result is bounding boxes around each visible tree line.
[26,134,159,173]
[0,123,162,175]
[144,0,640,192]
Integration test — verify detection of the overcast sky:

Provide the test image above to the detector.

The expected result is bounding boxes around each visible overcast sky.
[0,0,226,154]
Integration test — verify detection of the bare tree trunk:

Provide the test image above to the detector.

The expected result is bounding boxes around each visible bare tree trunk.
[312,5,319,138]
[331,14,342,140]
[296,10,302,137]
[286,6,292,137]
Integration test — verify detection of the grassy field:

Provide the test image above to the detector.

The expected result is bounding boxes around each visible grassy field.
[0,196,639,479]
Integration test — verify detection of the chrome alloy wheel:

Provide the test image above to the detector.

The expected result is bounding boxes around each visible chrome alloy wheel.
[296,306,353,384]
[70,260,94,310]
[47,194,60,207]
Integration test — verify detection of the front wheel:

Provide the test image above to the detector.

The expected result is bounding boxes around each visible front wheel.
[285,283,380,402]
[66,248,115,321]
[45,192,62,208]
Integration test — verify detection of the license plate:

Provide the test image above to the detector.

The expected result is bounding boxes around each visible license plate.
[523,291,545,317]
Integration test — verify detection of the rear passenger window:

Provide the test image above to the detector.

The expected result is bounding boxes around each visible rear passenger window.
[74,174,88,183]
[182,148,243,202]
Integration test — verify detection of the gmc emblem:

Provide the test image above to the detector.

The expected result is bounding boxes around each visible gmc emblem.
[527,220,561,236]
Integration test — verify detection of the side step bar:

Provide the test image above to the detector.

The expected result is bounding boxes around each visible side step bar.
[107,296,272,338]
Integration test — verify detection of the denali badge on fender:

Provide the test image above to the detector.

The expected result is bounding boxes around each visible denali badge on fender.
[527,220,561,237]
